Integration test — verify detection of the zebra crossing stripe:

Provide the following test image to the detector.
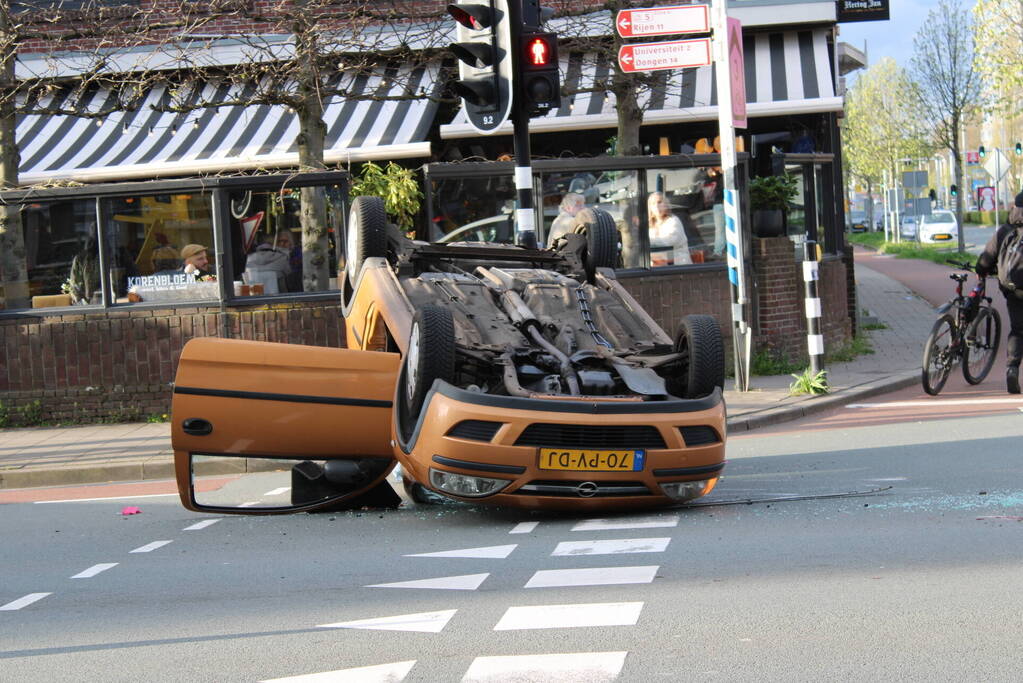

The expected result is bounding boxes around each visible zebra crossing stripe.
[462,651,627,682]
[525,566,658,588]
[494,602,643,630]
[0,593,51,610]
[259,660,417,682]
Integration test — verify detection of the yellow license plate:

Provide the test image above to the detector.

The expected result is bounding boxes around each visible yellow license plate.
[538,449,645,472]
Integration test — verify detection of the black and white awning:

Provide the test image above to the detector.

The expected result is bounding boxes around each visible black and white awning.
[18,63,441,184]
[441,28,840,139]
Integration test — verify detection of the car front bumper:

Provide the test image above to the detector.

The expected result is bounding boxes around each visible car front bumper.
[394,379,726,510]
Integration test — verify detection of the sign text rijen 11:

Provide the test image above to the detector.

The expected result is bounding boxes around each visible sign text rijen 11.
[617,38,712,73]
[615,4,710,38]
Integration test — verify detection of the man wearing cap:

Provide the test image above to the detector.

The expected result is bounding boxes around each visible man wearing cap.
[976,191,1023,393]
[179,244,216,280]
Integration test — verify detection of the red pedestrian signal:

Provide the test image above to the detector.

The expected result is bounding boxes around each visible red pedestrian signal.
[527,36,551,66]
[518,32,560,116]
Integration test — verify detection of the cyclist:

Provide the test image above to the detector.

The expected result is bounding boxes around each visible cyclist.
[975,190,1023,394]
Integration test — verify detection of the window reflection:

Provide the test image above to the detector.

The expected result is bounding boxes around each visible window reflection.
[430,175,517,244]
[644,168,726,268]
[105,193,217,305]
[19,199,100,308]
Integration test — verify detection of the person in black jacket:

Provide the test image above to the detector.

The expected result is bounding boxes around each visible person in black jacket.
[975,191,1023,393]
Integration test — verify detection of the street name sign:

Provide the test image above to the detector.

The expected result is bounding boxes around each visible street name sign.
[616,4,710,38]
[617,38,712,73]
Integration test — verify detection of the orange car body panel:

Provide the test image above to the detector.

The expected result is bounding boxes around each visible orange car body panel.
[171,337,400,510]
[344,258,414,352]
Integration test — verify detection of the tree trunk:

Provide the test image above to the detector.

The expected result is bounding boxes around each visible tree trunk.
[951,114,965,252]
[294,36,330,293]
[0,12,28,310]
[611,25,644,266]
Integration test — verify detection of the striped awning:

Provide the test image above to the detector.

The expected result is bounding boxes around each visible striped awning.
[18,63,441,185]
[441,28,840,139]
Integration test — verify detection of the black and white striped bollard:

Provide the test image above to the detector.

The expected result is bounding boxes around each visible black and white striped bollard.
[803,240,824,376]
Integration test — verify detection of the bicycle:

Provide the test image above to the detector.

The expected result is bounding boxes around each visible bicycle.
[921,260,1002,396]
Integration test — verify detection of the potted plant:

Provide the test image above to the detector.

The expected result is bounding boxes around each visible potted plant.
[749,173,798,237]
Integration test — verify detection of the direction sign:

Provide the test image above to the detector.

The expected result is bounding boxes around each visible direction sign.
[616,4,710,38]
[617,38,712,73]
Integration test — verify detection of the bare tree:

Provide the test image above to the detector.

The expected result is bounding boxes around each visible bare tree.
[910,0,985,251]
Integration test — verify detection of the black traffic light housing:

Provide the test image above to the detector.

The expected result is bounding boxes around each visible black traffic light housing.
[448,1,513,134]
[950,184,958,197]
[928,188,937,201]
[519,31,560,115]
[1015,142,1022,155]
[979,145,986,158]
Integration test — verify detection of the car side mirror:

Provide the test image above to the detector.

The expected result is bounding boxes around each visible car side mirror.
[184,454,400,514]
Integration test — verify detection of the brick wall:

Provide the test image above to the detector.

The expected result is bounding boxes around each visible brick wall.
[0,299,345,424]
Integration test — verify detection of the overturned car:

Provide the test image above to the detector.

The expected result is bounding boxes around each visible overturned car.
[172,197,727,514]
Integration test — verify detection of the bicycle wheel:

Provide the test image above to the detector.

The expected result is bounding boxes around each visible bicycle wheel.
[922,314,956,396]
[962,306,1002,384]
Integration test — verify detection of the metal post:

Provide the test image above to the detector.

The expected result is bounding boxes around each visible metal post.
[994,149,1002,227]
[510,1,537,249]
[803,240,824,376]
[712,0,751,392]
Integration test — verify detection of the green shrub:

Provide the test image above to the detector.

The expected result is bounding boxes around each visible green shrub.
[750,348,802,376]
[789,368,829,396]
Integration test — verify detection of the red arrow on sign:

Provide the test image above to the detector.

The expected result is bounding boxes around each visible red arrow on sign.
[617,38,712,73]
[616,5,710,39]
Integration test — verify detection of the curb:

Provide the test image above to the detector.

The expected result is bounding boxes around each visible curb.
[2,373,920,491]
[726,371,919,433]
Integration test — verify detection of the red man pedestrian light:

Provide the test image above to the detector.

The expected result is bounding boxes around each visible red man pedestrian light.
[518,31,560,116]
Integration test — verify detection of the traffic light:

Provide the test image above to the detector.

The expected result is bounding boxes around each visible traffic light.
[518,31,560,115]
[979,145,986,158]
[950,184,958,197]
[1015,142,1022,155]
[928,188,937,201]
[448,1,513,135]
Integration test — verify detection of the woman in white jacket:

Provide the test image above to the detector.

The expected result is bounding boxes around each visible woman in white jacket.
[647,192,691,266]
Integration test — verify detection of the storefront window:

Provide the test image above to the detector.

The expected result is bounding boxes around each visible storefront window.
[104,193,217,305]
[226,184,346,296]
[644,167,726,268]
[13,199,100,309]
[428,174,517,244]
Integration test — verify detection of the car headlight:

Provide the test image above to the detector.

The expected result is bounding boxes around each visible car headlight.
[429,469,511,498]
[660,479,713,502]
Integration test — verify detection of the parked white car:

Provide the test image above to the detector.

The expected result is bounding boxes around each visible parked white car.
[917,210,958,244]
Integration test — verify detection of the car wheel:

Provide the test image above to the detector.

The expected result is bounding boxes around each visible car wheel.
[572,208,619,271]
[345,196,388,286]
[666,314,725,399]
[404,305,457,423]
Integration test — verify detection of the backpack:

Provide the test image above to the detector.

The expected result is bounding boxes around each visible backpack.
[997,225,1023,296]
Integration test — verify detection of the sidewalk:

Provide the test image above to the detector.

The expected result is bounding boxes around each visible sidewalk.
[0,248,936,491]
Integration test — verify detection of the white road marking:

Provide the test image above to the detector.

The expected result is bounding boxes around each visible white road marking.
[318,610,457,633]
[848,398,1023,409]
[366,573,489,591]
[183,519,222,531]
[552,538,670,556]
[260,660,417,683]
[866,478,907,482]
[494,602,643,631]
[406,545,517,559]
[462,652,627,682]
[572,515,678,531]
[130,540,173,553]
[264,487,291,496]
[239,502,260,508]
[509,521,539,534]
[34,493,177,504]
[525,565,659,588]
[0,593,52,611]
[70,563,118,579]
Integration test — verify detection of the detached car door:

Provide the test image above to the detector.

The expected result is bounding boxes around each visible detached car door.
[171,337,400,513]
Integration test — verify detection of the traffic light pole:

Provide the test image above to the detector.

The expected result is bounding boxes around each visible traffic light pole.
[512,0,536,247]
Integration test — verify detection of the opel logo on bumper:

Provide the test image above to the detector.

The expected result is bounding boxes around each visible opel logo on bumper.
[576,481,599,498]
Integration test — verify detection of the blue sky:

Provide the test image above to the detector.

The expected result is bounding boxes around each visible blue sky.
[838,0,965,68]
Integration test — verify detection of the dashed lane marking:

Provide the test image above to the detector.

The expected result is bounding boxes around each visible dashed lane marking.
[260,660,417,683]
[525,566,659,589]
[0,593,52,611]
[70,563,118,579]
[509,521,539,534]
[34,493,177,504]
[462,651,628,682]
[366,573,490,591]
[494,602,644,631]
[264,487,291,496]
[183,519,222,531]
[318,610,457,633]
[572,515,678,531]
[130,540,173,553]
[405,545,517,559]
[552,538,670,556]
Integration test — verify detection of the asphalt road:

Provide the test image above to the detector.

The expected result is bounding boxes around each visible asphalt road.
[3,404,1023,682]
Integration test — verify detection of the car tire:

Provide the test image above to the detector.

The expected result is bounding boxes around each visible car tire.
[572,208,618,271]
[404,305,457,423]
[667,314,725,399]
[345,196,388,286]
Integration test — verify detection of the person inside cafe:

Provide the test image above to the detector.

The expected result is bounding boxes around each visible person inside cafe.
[179,243,216,280]
[244,241,291,293]
[547,192,587,245]
[275,230,303,292]
[647,191,692,266]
